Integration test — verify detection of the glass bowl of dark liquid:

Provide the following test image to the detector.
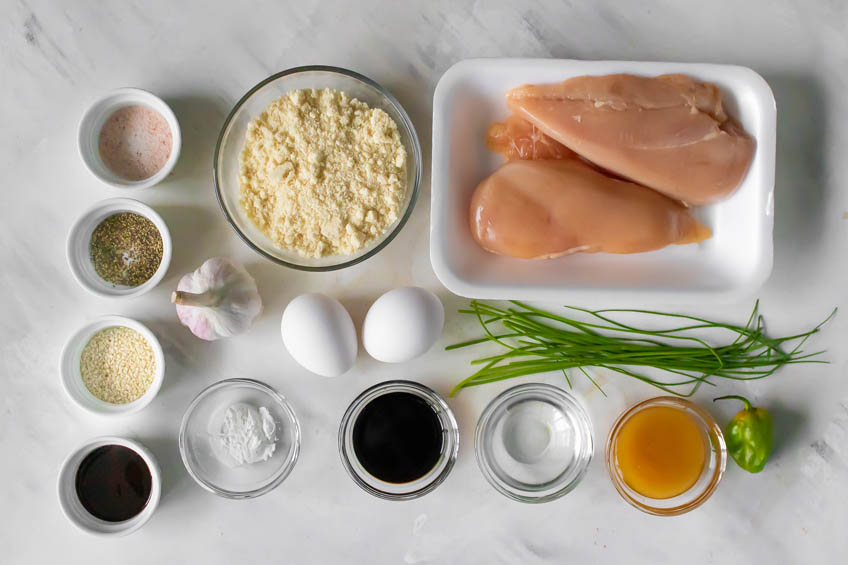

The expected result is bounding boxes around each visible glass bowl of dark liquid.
[339,381,459,500]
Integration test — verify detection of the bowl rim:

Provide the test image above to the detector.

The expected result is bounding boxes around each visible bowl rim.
[77,87,181,190]
[474,382,594,503]
[56,436,162,537]
[338,380,459,500]
[178,378,301,499]
[65,197,173,299]
[604,395,727,516]
[212,65,422,271]
[58,315,165,417]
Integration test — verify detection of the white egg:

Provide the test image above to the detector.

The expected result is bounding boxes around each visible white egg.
[281,293,357,377]
[363,287,444,363]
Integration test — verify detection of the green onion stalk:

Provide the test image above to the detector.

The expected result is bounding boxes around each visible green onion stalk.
[448,300,834,397]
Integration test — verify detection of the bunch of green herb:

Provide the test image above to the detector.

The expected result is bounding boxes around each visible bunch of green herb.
[448,300,834,397]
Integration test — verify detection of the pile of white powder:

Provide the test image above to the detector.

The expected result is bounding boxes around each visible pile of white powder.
[217,403,277,466]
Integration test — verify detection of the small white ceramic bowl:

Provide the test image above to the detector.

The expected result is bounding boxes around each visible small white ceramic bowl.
[59,315,165,417]
[58,436,161,536]
[67,197,172,299]
[78,87,181,190]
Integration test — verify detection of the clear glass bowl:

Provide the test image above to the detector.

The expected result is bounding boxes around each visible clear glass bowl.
[179,379,300,499]
[605,396,727,516]
[475,383,594,503]
[338,381,459,500]
[213,65,422,271]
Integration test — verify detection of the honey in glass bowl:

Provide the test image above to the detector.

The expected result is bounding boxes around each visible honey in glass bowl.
[606,397,726,516]
[613,404,707,499]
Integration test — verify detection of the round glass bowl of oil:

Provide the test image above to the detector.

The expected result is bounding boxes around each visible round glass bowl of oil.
[475,383,594,503]
[606,396,727,516]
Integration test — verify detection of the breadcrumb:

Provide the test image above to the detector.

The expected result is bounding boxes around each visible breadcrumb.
[238,88,407,258]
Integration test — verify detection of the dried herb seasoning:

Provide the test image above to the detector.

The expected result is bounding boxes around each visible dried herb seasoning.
[89,212,163,287]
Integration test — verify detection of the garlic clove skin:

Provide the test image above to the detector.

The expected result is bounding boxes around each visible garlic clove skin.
[172,258,262,341]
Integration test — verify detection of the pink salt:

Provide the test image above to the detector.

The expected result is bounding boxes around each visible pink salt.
[98,105,173,181]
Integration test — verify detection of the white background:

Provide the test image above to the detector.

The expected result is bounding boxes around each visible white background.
[1,1,846,563]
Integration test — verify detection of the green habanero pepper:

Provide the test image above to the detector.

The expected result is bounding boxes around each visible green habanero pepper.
[713,395,774,473]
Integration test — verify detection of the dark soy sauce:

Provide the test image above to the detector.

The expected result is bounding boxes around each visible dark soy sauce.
[75,445,152,522]
[352,392,444,484]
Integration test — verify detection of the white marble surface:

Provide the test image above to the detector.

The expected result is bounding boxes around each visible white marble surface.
[1,0,847,563]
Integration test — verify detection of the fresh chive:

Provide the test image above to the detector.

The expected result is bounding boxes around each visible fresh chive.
[448,301,834,397]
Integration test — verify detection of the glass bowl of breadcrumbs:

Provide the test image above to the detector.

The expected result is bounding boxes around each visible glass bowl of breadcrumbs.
[214,66,422,271]
[59,315,165,417]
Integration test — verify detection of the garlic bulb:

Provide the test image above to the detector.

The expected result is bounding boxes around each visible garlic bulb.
[171,257,262,341]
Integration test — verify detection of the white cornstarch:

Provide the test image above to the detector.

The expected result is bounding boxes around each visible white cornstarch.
[238,88,408,258]
[218,403,277,466]
[80,326,155,404]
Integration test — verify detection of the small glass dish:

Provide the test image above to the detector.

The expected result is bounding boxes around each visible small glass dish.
[213,65,422,271]
[475,383,594,503]
[605,396,727,516]
[338,380,459,500]
[179,379,300,499]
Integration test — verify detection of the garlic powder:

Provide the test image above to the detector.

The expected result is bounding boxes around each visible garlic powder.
[80,326,155,404]
[238,88,408,258]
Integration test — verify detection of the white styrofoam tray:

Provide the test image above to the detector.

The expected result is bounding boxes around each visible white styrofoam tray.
[430,58,776,304]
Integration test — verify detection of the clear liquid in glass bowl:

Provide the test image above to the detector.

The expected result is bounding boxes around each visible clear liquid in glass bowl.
[475,383,594,503]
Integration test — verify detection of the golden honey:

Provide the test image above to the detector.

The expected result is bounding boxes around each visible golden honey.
[613,405,707,500]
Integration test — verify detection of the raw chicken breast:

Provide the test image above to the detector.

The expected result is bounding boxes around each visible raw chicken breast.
[506,74,755,205]
[486,115,575,161]
[470,159,712,259]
